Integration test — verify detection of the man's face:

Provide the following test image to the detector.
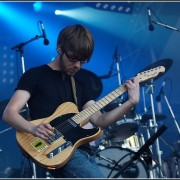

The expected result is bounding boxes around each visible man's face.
[59,51,85,76]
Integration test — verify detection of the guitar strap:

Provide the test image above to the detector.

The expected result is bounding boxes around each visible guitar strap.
[71,76,91,127]
[70,76,78,106]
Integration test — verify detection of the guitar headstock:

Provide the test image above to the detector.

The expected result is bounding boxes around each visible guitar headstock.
[137,66,165,83]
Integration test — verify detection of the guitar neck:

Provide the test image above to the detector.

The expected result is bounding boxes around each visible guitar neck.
[71,65,165,125]
[72,84,127,124]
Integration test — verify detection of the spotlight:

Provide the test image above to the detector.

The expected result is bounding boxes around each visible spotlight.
[110,5,116,10]
[87,2,133,14]
[33,2,42,12]
[96,3,101,8]
[55,10,62,15]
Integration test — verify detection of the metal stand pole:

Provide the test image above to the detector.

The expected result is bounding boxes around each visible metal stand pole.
[146,79,163,178]
[20,49,37,178]
[163,93,180,135]
[142,86,156,178]
[114,47,125,104]
[32,162,37,179]
[11,35,43,179]
[114,49,122,87]
[0,127,13,154]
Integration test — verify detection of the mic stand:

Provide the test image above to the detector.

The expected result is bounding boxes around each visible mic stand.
[11,35,43,119]
[162,92,180,135]
[0,127,13,154]
[114,51,122,87]
[152,20,180,32]
[112,125,167,178]
[11,35,43,179]
[11,35,43,51]
[0,127,12,135]
[114,49,124,104]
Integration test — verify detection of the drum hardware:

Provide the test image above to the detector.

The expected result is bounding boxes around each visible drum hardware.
[96,153,120,165]
[140,59,174,178]
[142,79,164,177]
[156,76,180,178]
[141,114,167,124]
[162,140,180,178]
[163,154,180,178]
[106,106,141,144]
[121,133,145,152]
[112,124,167,178]
[159,80,180,135]
[140,61,171,178]
[99,47,142,143]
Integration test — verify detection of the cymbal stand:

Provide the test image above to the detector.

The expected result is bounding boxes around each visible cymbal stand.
[162,92,180,135]
[142,86,148,113]
[145,79,163,178]
[11,35,43,179]
[142,86,155,178]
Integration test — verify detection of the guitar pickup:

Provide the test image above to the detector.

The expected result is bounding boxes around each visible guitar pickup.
[47,141,72,159]
[46,128,62,144]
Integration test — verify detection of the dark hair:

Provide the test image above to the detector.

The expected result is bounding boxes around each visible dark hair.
[57,24,94,60]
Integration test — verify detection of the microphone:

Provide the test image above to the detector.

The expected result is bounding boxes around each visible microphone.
[114,46,121,62]
[156,79,167,101]
[98,73,117,79]
[147,7,154,31]
[39,20,49,45]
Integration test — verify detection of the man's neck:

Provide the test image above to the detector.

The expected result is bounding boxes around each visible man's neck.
[48,56,61,71]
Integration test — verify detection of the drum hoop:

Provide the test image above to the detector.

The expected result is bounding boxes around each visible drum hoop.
[96,145,134,154]
[116,118,138,125]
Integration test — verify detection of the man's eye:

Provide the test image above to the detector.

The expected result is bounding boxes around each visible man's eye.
[70,56,78,60]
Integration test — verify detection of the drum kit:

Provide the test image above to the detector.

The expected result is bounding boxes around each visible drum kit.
[94,58,179,178]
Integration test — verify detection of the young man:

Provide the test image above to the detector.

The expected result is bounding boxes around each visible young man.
[2,24,140,178]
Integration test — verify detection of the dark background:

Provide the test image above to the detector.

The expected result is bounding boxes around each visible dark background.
[0,1,180,178]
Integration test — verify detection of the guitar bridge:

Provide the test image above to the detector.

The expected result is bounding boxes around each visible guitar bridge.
[46,128,62,144]
[47,141,72,159]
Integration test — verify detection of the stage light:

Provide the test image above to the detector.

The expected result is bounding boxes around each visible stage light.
[55,10,63,15]
[96,3,101,8]
[1,45,15,84]
[33,2,42,12]
[87,2,133,14]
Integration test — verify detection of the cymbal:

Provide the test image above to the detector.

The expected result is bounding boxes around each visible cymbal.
[141,113,167,123]
[138,58,173,85]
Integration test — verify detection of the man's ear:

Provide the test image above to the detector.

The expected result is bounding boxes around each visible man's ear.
[57,47,62,54]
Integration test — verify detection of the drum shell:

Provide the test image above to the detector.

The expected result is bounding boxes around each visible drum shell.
[95,146,148,178]
[121,133,145,151]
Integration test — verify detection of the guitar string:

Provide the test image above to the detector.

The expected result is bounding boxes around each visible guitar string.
[54,85,126,134]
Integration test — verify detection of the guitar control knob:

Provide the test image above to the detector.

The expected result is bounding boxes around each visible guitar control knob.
[58,147,62,153]
[49,152,54,159]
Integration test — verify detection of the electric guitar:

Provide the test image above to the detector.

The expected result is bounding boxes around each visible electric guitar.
[16,66,165,169]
